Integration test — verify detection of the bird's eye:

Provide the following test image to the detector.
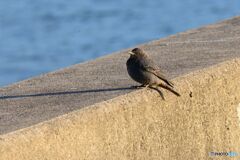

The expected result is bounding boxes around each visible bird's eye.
[132,48,139,53]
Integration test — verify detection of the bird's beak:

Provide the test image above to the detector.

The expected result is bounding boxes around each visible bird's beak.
[128,51,134,55]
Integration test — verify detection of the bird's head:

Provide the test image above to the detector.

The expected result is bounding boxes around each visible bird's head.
[128,48,148,58]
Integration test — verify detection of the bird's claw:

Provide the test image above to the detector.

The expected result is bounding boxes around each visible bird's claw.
[131,84,147,89]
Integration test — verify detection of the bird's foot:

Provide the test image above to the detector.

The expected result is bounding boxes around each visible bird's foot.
[131,84,147,89]
[144,84,150,88]
[131,85,143,89]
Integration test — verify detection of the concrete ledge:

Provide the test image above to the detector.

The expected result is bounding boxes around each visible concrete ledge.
[1,16,240,135]
[1,59,240,159]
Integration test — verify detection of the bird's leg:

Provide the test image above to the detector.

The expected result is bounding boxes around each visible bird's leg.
[157,83,181,97]
[148,86,165,100]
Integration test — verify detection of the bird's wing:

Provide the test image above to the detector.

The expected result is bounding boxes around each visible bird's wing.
[140,59,174,87]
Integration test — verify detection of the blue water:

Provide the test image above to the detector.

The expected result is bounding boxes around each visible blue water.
[0,0,240,87]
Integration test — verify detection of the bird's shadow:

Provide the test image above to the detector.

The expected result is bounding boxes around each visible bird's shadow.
[0,86,165,100]
[0,87,138,100]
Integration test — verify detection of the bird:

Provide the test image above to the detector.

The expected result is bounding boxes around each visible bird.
[126,48,180,97]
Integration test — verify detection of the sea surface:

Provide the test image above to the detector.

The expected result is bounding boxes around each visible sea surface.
[0,0,240,86]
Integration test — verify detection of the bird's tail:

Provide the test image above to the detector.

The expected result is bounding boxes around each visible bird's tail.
[157,83,181,97]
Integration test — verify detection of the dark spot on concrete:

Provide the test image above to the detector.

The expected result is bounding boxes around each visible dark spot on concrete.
[189,91,193,98]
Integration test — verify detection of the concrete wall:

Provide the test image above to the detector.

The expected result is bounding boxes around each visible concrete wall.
[1,59,239,160]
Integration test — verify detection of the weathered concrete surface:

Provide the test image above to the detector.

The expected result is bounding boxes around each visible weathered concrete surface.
[1,17,240,135]
[0,59,240,160]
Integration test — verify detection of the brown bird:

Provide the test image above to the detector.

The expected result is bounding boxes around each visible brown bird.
[126,48,180,97]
